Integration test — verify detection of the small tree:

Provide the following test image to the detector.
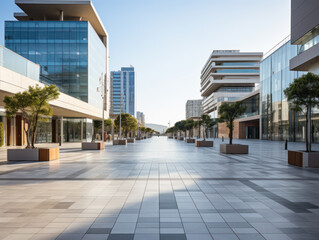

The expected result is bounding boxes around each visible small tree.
[0,122,4,147]
[218,102,246,145]
[200,114,216,141]
[185,119,195,139]
[175,120,187,138]
[114,113,137,138]
[4,85,59,149]
[284,73,319,152]
[93,118,114,141]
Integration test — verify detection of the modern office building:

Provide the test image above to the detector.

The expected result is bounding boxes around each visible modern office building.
[0,45,106,146]
[260,37,319,142]
[5,0,109,110]
[185,100,203,119]
[290,0,319,73]
[136,111,145,127]
[200,50,262,139]
[110,67,135,117]
[0,0,109,146]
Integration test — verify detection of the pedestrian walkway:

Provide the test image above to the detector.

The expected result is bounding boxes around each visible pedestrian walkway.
[0,137,319,240]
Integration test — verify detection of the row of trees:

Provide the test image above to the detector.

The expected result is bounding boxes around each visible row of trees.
[94,113,158,139]
[166,102,246,145]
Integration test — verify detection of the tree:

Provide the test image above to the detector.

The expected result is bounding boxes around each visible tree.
[284,73,319,152]
[93,118,114,141]
[175,120,187,138]
[114,113,137,138]
[4,85,60,148]
[194,120,202,138]
[185,119,195,139]
[218,102,246,145]
[200,114,216,141]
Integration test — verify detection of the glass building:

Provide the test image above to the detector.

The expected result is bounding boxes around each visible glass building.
[261,39,319,142]
[110,67,135,116]
[5,21,106,108]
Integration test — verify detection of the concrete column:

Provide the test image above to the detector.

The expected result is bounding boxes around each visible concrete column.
[59,10,64,21]
[60,117,63,145]
[81,120,84,141]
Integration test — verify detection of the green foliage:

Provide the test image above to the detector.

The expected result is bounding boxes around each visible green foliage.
[4,85,59,148]
[284,73,319,152]
[185,119,195,139]
[200,114,216,140]
[218,102,246,144]
[114,113,138,137]
[0,122,4,147]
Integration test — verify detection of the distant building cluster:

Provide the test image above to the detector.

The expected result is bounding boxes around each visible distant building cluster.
[136,111,146,127]
[184,0,319,143]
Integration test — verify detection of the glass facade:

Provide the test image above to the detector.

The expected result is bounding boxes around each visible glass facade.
[239,94,260,119]
[5,21,106,108]
[111,67,135,116]
[261,40,319,142]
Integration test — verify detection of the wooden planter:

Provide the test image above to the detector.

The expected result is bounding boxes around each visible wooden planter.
[195,140,213,147]
[186,139,195,143]
[7,148,60,161]
[220,144,248,154]
[113,139,127,145]
[82,142,105,150]
[39,148,60,161]
[127,138,135,143]
[288,150,319,168]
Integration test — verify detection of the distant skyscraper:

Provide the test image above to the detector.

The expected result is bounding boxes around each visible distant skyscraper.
[110,67,135,116]
[136,111,145,127]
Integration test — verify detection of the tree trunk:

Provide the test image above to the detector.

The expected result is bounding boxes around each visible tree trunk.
[229,122,233,145]
[306,106,311,152]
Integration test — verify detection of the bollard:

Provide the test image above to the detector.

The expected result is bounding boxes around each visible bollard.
[284,139,288,150]
[222,136,224,142]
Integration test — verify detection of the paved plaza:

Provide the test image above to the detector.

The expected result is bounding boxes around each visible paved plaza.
[0,137,319,240]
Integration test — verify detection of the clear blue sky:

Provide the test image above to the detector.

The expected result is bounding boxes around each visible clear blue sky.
[0,0,291,126]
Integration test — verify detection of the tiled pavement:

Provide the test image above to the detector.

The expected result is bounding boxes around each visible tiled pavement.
[0,137,319,240]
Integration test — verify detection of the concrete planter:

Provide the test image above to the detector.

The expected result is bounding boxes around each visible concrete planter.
[127,138,135,143]
[7,148,39,161]
[7,148,60,161]
[82,142,105,150]
[195,140,213,147]
[113,139,127,145]
[288,150,319,168]
[186,139,195,143]
[220,144,248,154]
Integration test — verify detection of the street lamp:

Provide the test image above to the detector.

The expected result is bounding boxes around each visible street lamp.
[97,73,105,142]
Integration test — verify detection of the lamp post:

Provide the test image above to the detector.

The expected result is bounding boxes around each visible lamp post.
[97,73,105,142]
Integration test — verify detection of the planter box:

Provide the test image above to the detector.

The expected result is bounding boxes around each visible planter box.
[113,139,127,145]
[168,136,173,139]
[196,140,214,147]
[288,150,319,168]
[127,138,135,143]
[220,144,248,154]
[179,137,184,140]
[82,142,105,150]
[186,139,195,143]
[7,148,39,161]
[39,148,59,161]
[136,137,141,140]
